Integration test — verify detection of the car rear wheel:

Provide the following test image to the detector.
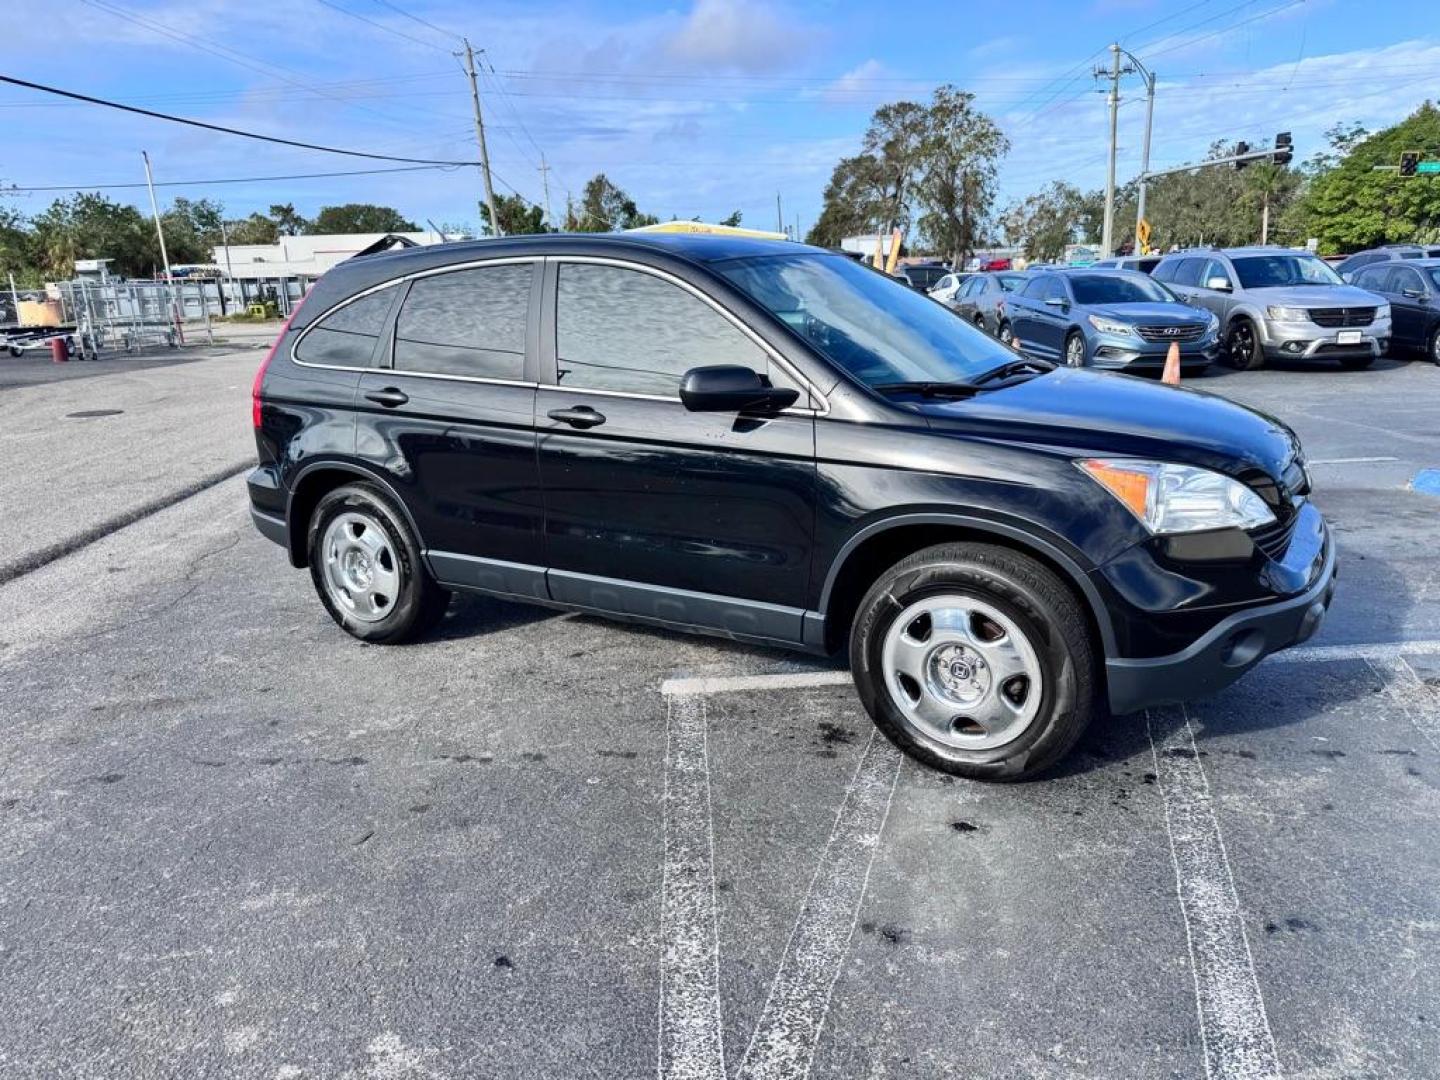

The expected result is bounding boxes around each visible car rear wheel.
[1063,331,1086,367]
[998,321,1014,345]
[849,543,1098,781]
[308,482,450,643]
[1429,325,1440,365]
[1226,318,1264,370]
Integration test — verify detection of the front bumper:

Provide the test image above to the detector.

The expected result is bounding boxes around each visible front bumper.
[1091,336,1221,370]
[1259,315,1391,360]
[1104,519,1337,715]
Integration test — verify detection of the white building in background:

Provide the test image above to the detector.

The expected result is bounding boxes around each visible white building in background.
[840,234,901,259]
[209,231,456,285]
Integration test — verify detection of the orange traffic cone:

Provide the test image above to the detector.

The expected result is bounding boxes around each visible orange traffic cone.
[1162,340,1181,385]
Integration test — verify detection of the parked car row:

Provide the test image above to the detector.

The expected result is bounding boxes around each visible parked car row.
[939,244,1440,373]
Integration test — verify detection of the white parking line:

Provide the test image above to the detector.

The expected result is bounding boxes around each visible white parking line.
[657,694,726,1080]
[661,671,852,697]
[1276,639,1440,664]
[1366,656,1440,753]
[736,732,903,1080]
[1147,705,1281,1080]
[1306,456,1399,465]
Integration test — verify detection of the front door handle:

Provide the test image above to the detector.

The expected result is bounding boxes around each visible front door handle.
[547,405,606,429]
[364,387,409,408]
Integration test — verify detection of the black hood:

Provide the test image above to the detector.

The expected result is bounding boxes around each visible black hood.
[919,369,1301,484]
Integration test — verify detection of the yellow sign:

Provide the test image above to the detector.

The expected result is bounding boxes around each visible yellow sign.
[1137,218,1152,253]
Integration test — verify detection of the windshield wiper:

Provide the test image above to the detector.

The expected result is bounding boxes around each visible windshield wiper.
[971,357,1055,385]
[872,380,980,399]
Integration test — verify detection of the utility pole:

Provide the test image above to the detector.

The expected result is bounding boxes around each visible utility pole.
[1098,44,1127,260]
[776,191,783,234]
[217,215,235,316]
[538,153,553,230]
[1132,58,1156,253]
[142,150,182,343]
[461,38,501,238]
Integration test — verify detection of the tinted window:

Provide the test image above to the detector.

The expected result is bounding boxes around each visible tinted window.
[1232,254,1342,288]
[1429,269,1440,290]
[1070,274,1173,305]
[295,285,397,366]
[394,264,531,379]
[1151,260,1177,283]
[1352,266,1391,292]
[1021,275,1052,298]
[1336,253,1377,275]
[1170,259,1204,287]
[719,253,1014,391]
[997,273,1027,292]
[1393,267,1425,293]
[1135,258,1161,273]
[1401,251,1422,259]
[1196,259,1232,289]
[556,263,772,396]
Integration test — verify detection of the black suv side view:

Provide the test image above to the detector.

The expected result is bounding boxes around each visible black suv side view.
[250,235,1335,780]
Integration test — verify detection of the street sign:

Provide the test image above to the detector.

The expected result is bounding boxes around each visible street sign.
[1137,218,1152,251]
[1419,161,1440,175]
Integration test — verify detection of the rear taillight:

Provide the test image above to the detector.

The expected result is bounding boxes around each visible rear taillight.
[252,298,305,429]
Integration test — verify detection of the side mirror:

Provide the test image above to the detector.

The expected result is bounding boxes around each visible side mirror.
[1402,288,1426,300]
[1204,276,1232,292]
[1044,296,1068,308]
[679,365,799,414]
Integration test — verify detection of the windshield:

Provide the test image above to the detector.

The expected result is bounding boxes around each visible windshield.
[1069,274,1174,305]
[718,254,1015,389]
[1232,254,1343,289]
[1430,268,1440,290]
[997,273,1027,292]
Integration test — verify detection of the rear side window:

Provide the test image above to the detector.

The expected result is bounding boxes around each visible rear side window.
[1020,276,1051,298]
[555,263,774,397]
[394,263,532,380]
[1170,259,1204,287]
[1351,266,1390,292]
[294,285,397,366]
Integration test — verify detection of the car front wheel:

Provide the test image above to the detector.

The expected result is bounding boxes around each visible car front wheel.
[1226,318,1264,370]
[1064,330,1086,367]
[849,543,1098,781]
[1429,325,1440,366]
[308,482,450,643]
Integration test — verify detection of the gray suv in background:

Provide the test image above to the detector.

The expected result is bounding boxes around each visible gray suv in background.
[1152,247,1392,370]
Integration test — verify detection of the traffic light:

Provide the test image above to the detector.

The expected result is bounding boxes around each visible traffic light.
[1272,132,1293,166]
[1235,141,1251,170]
[1400,151,1420,177]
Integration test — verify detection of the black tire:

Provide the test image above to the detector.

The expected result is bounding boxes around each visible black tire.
[307,482,450,643]
[974,314,987,332]
[1225,318,1264,370]
[997,321,1014,345]
[848,543,1098,781]
[1428,325,1440,366]
[1338,355,1374,370]
[1063,330,1086,368]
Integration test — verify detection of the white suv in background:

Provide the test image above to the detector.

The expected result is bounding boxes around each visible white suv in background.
[1151,247,1392,370]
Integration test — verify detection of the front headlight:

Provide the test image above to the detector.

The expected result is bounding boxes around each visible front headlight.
[1087,314,1134,336]
[1267,305,1308,322]
[1376,303,1391,321]
[1079,459,1276,534]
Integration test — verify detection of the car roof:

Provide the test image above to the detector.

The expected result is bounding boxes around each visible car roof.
[295,233,826,324]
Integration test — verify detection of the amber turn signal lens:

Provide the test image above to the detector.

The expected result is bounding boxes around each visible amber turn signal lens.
[1079,460,1151,519]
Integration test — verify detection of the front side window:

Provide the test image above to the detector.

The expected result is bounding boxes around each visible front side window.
[294,285,397,366]
[1393,267,1425,294]
[1069,274,1175,305]
[718,252,1016,391]
[556,263,773,397]
[394,263,532,380]
[1021,275,1052,299]
[1169,259,1204,287]
[1352,266,1390,293]
[1231,254,1343,289]
[1197,259,1232,289]
[1429,268,1440,291]
[997,273,1027,292]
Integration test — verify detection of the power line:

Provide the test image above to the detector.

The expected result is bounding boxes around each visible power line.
[0,75,480,166]
[312,0,451,52]
[3,164,462,193]
[367,0,457,41]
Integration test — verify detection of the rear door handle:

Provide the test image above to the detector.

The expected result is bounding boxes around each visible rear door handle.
[364,387,409,408]
[547,405,606,429]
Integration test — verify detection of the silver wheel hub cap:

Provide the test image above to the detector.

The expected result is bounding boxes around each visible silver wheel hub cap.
[321,512,400,623]
[881,594,1043,752]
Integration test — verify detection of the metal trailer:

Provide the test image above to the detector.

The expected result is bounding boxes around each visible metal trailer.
[53,277,212,355]
[1,325,79,358]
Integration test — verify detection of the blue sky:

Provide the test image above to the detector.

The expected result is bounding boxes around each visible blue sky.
[2,0,1435,239]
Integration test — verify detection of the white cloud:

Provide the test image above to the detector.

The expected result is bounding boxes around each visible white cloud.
[662,0,813,73]
[967,37,1020,61]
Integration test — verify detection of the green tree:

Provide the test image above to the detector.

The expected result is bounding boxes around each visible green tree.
[309,203,417,234]
[269,203,310,235]
[224,212,280,245]
[28,193,155,278]
[563,174,658,232]
[161,197,226,264]
[1288,102,1440,252]
[806,154,891,247]
[0,205,39,286]
[719,210,743,227]
[483,192,546,235]
[914,86,1009,265]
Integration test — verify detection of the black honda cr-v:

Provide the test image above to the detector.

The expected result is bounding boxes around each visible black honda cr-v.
[249,234,1335,780]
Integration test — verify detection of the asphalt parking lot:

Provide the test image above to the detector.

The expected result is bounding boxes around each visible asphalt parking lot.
[1,347,1438,1078]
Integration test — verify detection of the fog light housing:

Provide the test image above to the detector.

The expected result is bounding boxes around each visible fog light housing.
[1282,340,1305,353]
